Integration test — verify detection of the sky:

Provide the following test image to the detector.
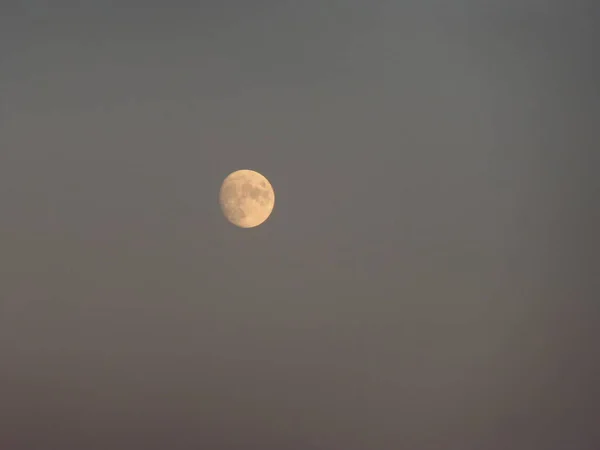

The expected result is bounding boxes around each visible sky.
[0,1,598,449]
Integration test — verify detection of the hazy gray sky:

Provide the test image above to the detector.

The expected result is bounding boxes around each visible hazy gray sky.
[1,1,598,449]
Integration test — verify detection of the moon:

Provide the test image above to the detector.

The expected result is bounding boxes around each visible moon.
[219,169,275,228]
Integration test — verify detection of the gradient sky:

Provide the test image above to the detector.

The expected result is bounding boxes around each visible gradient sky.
[1,1,598,449]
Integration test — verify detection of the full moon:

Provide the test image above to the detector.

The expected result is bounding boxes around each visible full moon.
[219,169,275,228]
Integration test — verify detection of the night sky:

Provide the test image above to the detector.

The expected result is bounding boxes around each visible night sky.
[1,1,598,449]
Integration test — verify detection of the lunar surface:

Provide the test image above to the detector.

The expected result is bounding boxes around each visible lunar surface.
[219,169,275,228]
